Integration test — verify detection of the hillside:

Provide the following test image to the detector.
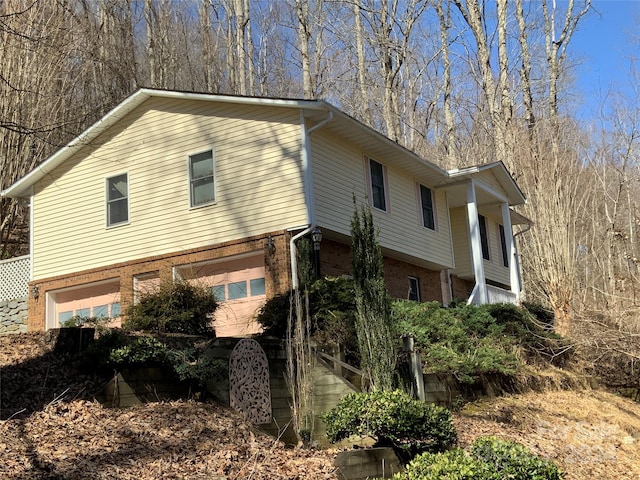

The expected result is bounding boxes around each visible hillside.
[1,333,640,479]
[454,390,640,480]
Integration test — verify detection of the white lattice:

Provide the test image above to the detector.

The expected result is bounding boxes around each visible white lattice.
[0,255,30,301]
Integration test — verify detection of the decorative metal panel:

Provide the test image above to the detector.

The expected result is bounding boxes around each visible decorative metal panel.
[229,338,272,424]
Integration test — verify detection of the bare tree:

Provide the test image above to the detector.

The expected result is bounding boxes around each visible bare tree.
[542,0,591,119]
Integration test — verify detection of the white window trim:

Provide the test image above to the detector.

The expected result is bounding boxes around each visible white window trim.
[105,172,130,228]
[188,147,217,209]
[416,183,437,231]
[365,156,390,213]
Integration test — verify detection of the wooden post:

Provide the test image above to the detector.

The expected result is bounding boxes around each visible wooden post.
[402,334,425,401]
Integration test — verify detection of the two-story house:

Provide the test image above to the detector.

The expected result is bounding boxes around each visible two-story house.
[1,89,528,335]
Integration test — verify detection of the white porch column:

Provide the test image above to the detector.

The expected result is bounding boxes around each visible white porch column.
[466,181,487,304]
[501,203,520,301]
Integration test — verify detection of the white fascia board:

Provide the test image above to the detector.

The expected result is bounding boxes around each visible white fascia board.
[446,161,526,206]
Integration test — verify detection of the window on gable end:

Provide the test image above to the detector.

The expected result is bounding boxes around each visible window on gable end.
[368,157,388,211]
[419,184,436,230]
[189,149,215,207]
[478,214,490,260]
[106,173,129,227]
[499,224,509,267]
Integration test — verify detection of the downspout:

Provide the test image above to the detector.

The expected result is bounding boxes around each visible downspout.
[290,110,333,290]
[512,223,532,301]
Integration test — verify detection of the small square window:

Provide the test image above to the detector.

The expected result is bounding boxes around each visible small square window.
[58,311,73,324]
[250,278,266,296]
[76,308,90,319]
[212,285,226,301]
[110,302,121,318]
[189,150,215,207]
[93,305,108,318]
[228,281,248,300]
[106,173,129,226]
[408,277,420,301]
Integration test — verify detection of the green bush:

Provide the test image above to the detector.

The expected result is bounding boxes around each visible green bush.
[471,437,563,480]
[125,280,217,335]
[521,301,555,330]
[481,303,571,366]
[396,448,497,480]
[108,335,170,366]
[257,276,360,363]
[75,330,226,388]
[323,390,457,461]
[392,301,519,383]
[389,437,562,480]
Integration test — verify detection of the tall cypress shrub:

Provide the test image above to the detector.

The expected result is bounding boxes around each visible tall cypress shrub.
[350,199,396,391]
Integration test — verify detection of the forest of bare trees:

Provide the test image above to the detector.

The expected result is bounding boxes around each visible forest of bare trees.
[2,0,640,360]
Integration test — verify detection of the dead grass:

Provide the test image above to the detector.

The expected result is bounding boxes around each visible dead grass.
[454,389,640,480]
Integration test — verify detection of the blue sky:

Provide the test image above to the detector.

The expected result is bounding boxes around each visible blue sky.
[571,0,640,119]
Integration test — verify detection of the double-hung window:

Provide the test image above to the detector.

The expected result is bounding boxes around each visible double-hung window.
[106,173,129,227]
[478,214,490,260]
[419,184,435,230]
[499,224,509,267]
[189,149,215,207]
[368,158,388,211]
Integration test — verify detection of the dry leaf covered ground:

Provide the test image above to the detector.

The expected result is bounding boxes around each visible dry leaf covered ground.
[2,333,640,479]
[0,333,339,479]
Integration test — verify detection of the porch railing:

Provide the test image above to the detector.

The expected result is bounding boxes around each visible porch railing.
[486,284,518,304]
[467,283,518,305]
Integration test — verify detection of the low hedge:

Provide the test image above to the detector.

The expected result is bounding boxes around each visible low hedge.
[390,437,563,480]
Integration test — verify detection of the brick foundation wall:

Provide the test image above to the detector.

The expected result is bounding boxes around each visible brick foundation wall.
[28,231,292,331]
[450,274,474,302]
[319,239,444,303]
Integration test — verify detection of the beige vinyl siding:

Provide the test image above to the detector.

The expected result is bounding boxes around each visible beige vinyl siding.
[475,170,505,199]
[482,214,510,286]
[449,207,510,286]
[32,98,307,280]
[449,207,472,278]
[311,131,453,268]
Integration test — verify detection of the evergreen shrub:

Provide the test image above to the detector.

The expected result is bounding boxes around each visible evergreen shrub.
[125,280,217,335]
[393,437,563,480]
[256,276,359,362]
[323,390,457,461]
[76,330,226,388]
[398,448,496,480]
[392,301,519,383]
[471,437,563,480]
[389,437,563,480]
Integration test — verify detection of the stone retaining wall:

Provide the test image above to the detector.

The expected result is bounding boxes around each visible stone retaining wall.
[0,297,28,334]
